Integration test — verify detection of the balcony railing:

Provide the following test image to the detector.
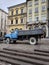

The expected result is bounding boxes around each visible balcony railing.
[27,21,47,26]
[7,23,26,26]
[8,13,26,17]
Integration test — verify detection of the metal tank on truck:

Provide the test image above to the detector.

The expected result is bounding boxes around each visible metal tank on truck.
[5,29,44,45]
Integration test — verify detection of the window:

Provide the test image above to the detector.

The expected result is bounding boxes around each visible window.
[34,0,39,5]
[21,9,23,14]
[41,15,47,22]
[35,16,39,22]
[15,28,18,30]
[11,11,13,15]
[1,16,3,30]
[29,9,32,14]
[42,5,46,11]
[20,28,22,30]
[35,7,39,13]
[29,17,32,22]
[11,20,13,24]
[16,10,18,15]
[16,20,18,24]
[29,27,31,30]
[28,1,32,7]
[41,0,46,3]
[21,19,23,23]
[11,29,14,33]
[0,32,2,37]
[35,0,38,1]
[1,18,3,23]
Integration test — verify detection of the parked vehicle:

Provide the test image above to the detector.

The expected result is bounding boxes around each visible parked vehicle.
[0,32,5,41]
[5,29,44,45]
[0,37,4,41]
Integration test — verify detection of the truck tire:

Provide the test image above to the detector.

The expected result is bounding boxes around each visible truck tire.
[30,37,36,45]
[6,38,10,44]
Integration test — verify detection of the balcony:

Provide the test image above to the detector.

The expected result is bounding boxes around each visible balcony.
[8,13,26,18]
[27,21,47,26]
[7,23,26,26]
[27,21,39,26]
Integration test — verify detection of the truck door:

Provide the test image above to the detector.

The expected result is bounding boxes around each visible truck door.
[11,31,18,39]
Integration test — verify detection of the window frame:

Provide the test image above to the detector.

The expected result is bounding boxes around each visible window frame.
[16,19,18,24]
[21,9,23,14]
[21,18,24,23]
[16,10,18,15]
[11,20,13,24]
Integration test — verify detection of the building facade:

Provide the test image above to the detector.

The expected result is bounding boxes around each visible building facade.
[8,0,49,37]
[8,2,27,31]
[27,0,48,37]
[0,9,8,36]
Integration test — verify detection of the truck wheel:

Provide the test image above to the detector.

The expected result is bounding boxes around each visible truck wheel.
[6,38,10,44]
[30,37,36,45]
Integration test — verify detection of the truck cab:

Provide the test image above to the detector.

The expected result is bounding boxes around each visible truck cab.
[5,29,18,44]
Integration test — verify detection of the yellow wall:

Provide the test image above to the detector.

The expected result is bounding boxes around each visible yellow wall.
[8,3,27,32]
[27,0,48,37]
[8,16,27,31]
[9,25,26,31]
[9,5,26,16]
[27,0,47,23]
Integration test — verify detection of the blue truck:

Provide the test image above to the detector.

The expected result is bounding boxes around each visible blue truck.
[5,29,44,45]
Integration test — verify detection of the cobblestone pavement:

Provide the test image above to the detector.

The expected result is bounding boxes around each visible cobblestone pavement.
[0,40,49,65]
[0,41,49,52]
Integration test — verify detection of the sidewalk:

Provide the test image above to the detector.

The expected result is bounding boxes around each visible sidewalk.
[38,38,49,44]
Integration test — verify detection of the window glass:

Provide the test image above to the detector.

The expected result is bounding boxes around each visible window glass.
[28,1,32,7]
[42,5,46,11]
[35,7,38,13]
[21,9,23,14]
[16,10,18,15]
[34,0,39,5]
[16,19,18,24]
[11,11,13,15]
[20,28,22,30]
[29,17,32,22]
[41,0,46,3]
[29,9,32,14]
[11,20,13,24]
[41,15,47,22]
[21,19,23,23]
[29,26,32,30]
[34,16,39,22]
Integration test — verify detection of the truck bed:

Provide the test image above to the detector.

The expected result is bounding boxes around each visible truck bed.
[18,29,44,36]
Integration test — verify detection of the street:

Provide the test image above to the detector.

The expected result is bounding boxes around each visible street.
[0,40,49,65]
[0,40,49,50]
